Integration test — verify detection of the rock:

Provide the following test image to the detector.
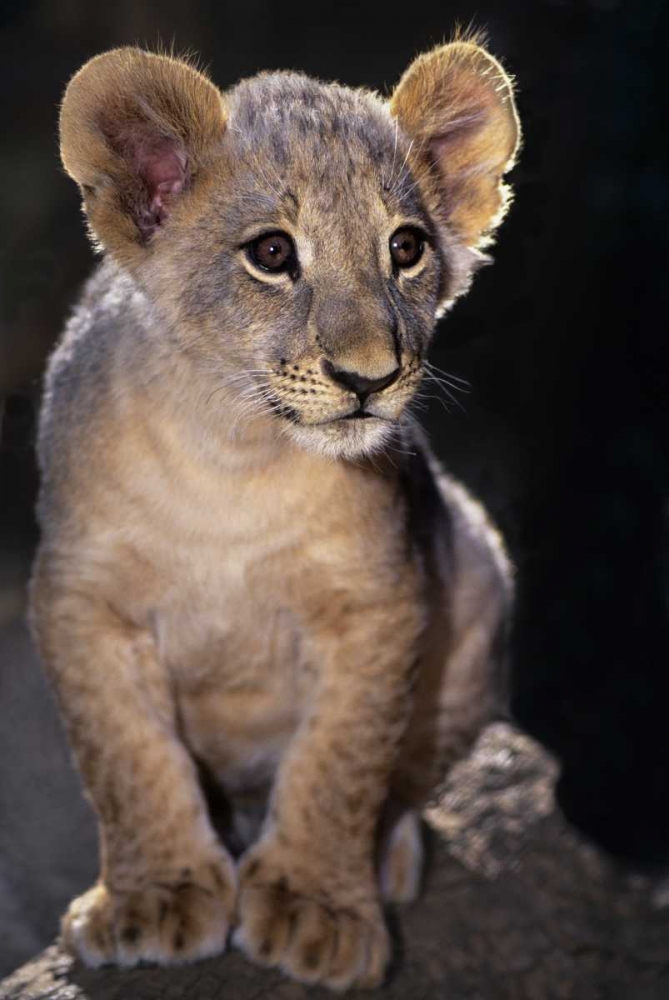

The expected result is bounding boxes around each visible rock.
[2,724,667,1000]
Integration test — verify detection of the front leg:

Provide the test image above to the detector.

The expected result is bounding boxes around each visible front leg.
[31,565,237,967]
[235,589,424,990]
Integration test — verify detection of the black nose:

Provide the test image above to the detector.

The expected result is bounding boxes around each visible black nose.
[322,360,400,400]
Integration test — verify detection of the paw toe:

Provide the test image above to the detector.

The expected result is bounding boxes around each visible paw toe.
[283,900,335,983]
[61,857,235,968]
[326,912,367,990]
[234,881,294,967]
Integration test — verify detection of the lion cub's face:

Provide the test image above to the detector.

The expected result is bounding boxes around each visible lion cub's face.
[60,44,520,458]
[170,76,448,459]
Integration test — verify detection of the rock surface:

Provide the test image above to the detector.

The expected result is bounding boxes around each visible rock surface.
[2,723,668,1000]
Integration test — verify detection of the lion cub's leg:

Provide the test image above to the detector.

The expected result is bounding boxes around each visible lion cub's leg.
[381,605,506,905]
[31,573,236,968]
[386,482,512,900]
[234,587,424,991]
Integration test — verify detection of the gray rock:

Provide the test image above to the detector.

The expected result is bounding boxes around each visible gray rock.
[2,720,668,999]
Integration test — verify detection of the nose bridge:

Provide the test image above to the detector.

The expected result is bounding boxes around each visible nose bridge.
[314,286,398,378]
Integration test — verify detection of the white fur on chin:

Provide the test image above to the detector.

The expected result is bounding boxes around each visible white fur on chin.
[285,418,395,461]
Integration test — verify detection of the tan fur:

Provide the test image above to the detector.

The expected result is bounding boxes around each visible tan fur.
[31,39,519,990]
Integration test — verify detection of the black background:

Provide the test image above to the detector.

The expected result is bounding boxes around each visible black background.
[1,0,668,870]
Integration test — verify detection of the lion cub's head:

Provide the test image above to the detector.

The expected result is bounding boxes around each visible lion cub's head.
[60,40,519,459]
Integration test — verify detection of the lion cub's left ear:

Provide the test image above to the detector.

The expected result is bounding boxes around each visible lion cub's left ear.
[390,40,520,248]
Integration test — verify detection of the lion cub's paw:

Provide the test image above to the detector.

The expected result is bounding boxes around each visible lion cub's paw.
[62,853,236,968]
[234,842,390,991]
[379,809,424,905]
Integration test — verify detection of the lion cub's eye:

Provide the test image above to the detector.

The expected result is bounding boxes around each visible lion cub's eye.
[389,227,425,269]
[247,231,297,275]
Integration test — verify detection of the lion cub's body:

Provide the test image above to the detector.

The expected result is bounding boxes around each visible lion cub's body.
[31,41,519,990]
[38,254,508,829]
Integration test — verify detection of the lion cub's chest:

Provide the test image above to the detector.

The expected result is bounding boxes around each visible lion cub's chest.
[145,457,320,789]
[151,468,312,669]
[159,584,308,793]
[156,577,306,688]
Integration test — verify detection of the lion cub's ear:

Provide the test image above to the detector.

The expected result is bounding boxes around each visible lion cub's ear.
[390,40,520,249]
[60,47,226,262]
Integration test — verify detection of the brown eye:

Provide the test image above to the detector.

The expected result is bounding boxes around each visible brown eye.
[389,227,425,269]
[248,231,297,274]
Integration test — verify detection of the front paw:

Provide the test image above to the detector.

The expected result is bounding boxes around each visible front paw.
[234,842,390,991]
[62,852,236,967]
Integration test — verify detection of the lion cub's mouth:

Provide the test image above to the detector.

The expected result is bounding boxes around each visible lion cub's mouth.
[342,411,375,421]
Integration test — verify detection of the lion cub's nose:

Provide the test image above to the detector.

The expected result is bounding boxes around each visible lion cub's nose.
[322,360,400,401]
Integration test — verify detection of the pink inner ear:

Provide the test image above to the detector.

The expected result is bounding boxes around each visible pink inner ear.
[98,111,192,240]
[130,132,189,239]
[113,123,189,239]
[143,141,187,197]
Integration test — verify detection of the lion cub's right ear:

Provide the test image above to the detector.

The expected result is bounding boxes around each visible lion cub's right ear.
[60,47,226,264]
[390,39,520,250]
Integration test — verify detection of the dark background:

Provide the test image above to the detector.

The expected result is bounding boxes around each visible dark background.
[1,0,668,974]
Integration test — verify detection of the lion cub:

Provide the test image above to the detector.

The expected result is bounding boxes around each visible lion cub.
[31,38,519,990]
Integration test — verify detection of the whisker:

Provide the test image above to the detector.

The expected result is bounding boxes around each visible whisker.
[205,369,274,406]
[424,361,471,388]
[227,390,275,437]
[423,373,470,396]
[389,138,415,197]
[420,377,465,413]
[385,117,400,192]
[418,391,455,414]
[384,434,418,457]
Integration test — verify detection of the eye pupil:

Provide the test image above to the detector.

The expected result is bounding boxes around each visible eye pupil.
[248,231,296,274]
[390,227,425,269]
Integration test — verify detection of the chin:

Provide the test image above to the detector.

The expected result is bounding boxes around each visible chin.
[285,417,395,460]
